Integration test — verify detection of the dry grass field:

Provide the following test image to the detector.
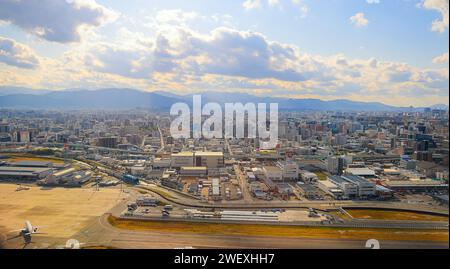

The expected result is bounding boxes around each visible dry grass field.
[108,216,449,242]
[345,209,449,222]
[1,154,66,164]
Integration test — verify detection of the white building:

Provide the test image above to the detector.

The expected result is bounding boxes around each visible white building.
[195,152,224,168]
[171,152,194,168]
[153,158,171,169]
[342,175,376,197]
[346,167,376,178]
[317,180,344,199]
[276,161,299,180]
[334,134,347,145]
[327,156,344,175]
[263,166,283,181]
[328,175,376,198]
[180,167,207,177]
[328,175,358,198]
[299,170,318,183]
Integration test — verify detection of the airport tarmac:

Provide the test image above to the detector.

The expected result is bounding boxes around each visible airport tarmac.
[0,183,127,240]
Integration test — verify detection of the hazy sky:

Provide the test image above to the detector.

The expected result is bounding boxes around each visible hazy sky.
[0,0,448,106]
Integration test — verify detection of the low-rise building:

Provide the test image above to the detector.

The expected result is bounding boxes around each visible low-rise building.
[180,166,207,177]
[299,170,319,183]
[195,152,224,168]
[263,166,283,181]
[328,175,358,198]
[296,182,320,199]
[171,152,194,168]
[0,166,53,181]
[317,179,344,199]
[276,161,299,180]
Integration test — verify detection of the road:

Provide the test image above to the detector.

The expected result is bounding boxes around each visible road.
[135,183,449,216]
[157,126,165,153]
[234,164,253,203]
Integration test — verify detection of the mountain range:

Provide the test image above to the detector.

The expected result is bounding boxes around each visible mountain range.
[0,87,447,111]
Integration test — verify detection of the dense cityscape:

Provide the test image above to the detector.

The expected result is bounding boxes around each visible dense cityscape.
[0,0,448,255]
[0,104,448,249]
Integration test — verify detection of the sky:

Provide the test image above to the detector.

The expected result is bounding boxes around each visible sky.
[0,0,448,107]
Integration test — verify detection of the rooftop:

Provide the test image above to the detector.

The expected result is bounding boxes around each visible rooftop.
[172,152,194,157]
[263,166,282,172]
[0,166,52,173]
[180,166,207,171]
[346,168,376,176]
[195,152,223,157]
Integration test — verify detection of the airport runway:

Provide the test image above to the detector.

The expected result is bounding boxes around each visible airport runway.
[64,214,449,249]
[2,213,448,249]
[1,184,447,250]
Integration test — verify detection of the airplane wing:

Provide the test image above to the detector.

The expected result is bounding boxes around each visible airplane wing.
[6,234,23,241]
[8,229,23,233]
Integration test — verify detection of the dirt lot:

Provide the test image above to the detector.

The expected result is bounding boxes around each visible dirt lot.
[278,210,327,222]
[0,183,126,239]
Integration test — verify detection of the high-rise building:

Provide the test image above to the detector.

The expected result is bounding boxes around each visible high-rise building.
[327,156,345,175]
[97,137,119,148]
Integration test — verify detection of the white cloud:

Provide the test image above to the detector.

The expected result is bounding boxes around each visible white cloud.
[0,36,39,69]
[292,0,309,18]
[243,0,262,10]
[0,20,447,106]
[242,0,309,17]
[366,0,380,4]
[419,0,449,33]
[268,0,280,7]
[0,0,118,43]
[56,25,447,106]
[433,52,449,64]
[154,9,199,25]
[350,12,369,27]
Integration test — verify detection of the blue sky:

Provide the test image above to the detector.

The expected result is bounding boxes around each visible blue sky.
[0,0,448,106]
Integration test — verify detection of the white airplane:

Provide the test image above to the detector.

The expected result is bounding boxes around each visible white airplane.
[8,221,46,246]
[18,221,44,236]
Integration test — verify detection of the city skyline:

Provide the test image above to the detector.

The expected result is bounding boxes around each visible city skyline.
[0,0,449,107]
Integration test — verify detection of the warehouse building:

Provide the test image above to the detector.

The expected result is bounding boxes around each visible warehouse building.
[342,175,376,197]
[328,175,358,198]
[179,167,207,177]
[276,161,299,180]
[0,166,53,181]
[263,166,283,181]
[296,182,320,199]
[170,151,224,169]
[195,152,224,168]
[346,167,377,178]
[171,152,194,168]
[385,180,448,191]
[317,180,344,199]
[328,175,376,198]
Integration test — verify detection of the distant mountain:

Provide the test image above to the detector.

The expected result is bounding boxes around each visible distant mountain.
[179,92,401,111]
[0,88,176,110]
[0,87,430,111]
[429,104,449,110]
[0,86,50,96]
